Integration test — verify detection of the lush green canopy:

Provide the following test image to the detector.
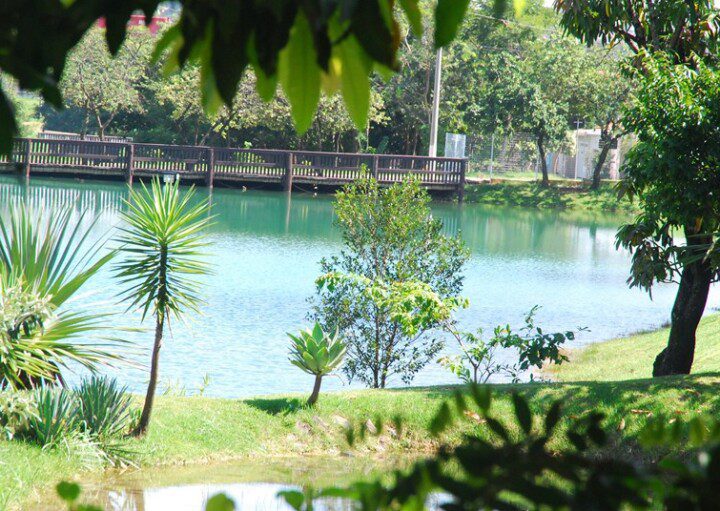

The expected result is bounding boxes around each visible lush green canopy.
[0,0,479,153]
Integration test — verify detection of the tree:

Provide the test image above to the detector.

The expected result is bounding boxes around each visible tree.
[617,56,720,376]
[114,179,211,435]
[0,0,478,152]
[311,179,468,388]
[61,28,152,139]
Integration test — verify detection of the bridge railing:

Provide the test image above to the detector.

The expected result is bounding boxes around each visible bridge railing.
[0,138,467,199]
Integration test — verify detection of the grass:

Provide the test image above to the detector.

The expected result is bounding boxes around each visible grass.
[549,313,720,382]
[464,181,639,213]
[6,368,720,509]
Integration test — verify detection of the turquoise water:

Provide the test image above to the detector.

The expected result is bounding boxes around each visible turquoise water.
[0,175,711,397]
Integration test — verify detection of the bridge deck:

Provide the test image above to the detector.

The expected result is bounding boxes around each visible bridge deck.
[0,139,467,200]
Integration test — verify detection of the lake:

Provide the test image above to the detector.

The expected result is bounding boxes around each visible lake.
[1,174,712,397]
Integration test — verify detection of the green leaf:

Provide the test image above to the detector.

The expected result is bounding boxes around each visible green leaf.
[337,35,371,128]
[205,493,236,511]
[279,11,321,133]
[200,26,225,117]
[278,490,304,510]
[56,481,81,503]
[435,0,471,48]
[400,0,423,35]
[512,393,532,435]
[430,401,452,436]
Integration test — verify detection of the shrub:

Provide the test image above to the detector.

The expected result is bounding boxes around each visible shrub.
[75,376,133,438]
[288,322,347,406]
[0,392,37,440]
[27,387,79,447]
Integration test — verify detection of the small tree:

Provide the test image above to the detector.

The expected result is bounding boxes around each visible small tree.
[617,56,720,376]
[311,179,468,389]
[288,323,347,406]
[115,179,211,436]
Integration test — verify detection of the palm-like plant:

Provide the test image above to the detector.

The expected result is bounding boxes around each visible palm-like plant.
[288,323,347,406]
[0,205,126,389]
[114,178,211,436]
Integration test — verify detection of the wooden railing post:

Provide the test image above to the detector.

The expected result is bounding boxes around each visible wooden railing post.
[284,151,294,192]
[206,147,215,188]
[126,143,135,185]
[23,139,32,180]
[371,154,379,180]
[457,159,467,202]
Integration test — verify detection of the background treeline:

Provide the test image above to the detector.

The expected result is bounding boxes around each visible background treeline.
[14,0,629,157]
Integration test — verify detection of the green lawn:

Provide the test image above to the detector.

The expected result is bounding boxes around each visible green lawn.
[549,313,720,382]
[6,368,720,509]
[464,181,639,213]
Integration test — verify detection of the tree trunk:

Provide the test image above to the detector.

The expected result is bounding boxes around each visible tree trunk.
[307,374,323,406]
[590,141,612,191]
[537,135,549,188]
[653,240,713,377]
[132,312,165,436]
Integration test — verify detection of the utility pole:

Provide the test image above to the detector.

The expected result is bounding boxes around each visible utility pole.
[428,47,443,158]
[574,119,583,180]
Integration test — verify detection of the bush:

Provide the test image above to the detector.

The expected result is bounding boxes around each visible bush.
[27,387,79,447]
[76,376,133,438]
[0,392,37,440]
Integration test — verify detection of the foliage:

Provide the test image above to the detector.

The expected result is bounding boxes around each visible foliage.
[555,0,720,63]
[311,178,468,388]
[288,322,347,406]
[0,391,37,440]
[0,0,481,152]
[439,307,578,384]
[0,205,126,389]
[288,323,347,377]
[27,387,80,448]
[61,28,154,139]
[616,55,720,375]
[75,376,133,439]
[115,178,211,435]
[285,387,720,510]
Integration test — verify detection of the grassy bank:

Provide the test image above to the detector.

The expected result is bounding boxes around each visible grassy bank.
[464,181,639,213]
[5,372,720,509]
[549,313,720,382]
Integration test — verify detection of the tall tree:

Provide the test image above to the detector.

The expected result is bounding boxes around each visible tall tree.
[617,57,720,376]
[556,0,720,376]
[61,28,153,139]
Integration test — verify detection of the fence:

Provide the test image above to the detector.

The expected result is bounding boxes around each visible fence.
[0,138,468,199]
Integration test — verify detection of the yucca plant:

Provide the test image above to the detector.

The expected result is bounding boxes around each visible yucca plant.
[75,376,133,438]
[288,323,347,406]
[0,205,128,389]
[114,178,211,436]
[27,386,79,447]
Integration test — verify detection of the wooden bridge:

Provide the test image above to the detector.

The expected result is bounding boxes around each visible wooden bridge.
[0,138,467,200]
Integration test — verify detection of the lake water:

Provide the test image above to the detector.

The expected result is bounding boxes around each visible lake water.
[1,174,713,397]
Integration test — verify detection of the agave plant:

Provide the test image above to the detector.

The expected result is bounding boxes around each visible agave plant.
[114,178,211,436]
[288,323,347,406]
[75,376,133,438]
[27,386,79,447]
[0,205,128,389]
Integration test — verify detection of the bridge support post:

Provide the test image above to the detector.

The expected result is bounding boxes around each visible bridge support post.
[371,155,379,180]
[126,143,135,185]
[457,159,467,202]
[206,147,215,188]
[23,139,32,180]
[284,152,294,192]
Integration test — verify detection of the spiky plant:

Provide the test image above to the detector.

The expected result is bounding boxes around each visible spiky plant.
[288,323,347,406]
[0,205,127,389]
[114,178,211,436]
[75,376,133,438]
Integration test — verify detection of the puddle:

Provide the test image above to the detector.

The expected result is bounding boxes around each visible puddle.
[31,457,443,510]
